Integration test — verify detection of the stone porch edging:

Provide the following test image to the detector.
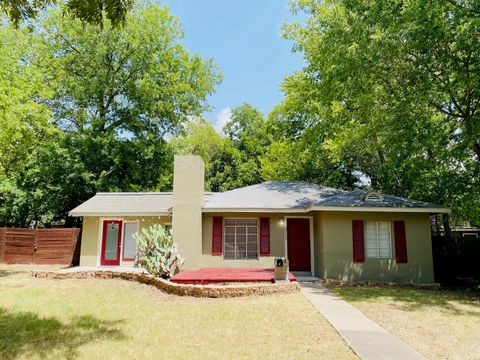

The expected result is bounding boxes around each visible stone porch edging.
[31,270,300,298]
[320,278,441,290]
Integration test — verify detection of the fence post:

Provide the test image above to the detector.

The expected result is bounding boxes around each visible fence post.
[33,229,38,265]
[0,227,6,263]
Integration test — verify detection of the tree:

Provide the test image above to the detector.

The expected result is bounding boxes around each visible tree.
[0,0,133,27]
[170,117,224,191]
[261,102,358,188]
[0,3,220,226]
[36,3,220,192]
[209,103,270,191]
[281,0,480,224]
[0,25,58,226]
[0,26,53,180]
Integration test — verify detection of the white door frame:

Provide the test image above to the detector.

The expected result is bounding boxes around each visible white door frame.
[284,215,315,276]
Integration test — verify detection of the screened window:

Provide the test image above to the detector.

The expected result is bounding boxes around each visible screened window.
[224,219,258,259]
[365,221,392,259]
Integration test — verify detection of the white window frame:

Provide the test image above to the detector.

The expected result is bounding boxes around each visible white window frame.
[364,221,393,259]
[223,218,259,260]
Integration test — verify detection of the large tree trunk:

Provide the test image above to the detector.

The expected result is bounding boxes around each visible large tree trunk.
[442,213,452,242]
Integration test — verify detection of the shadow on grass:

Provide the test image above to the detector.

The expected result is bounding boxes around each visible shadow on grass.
[0,270,23,278]
[328,286,480,316]
[0,307,126,359]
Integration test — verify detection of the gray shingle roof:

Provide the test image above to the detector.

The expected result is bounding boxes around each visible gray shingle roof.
[313,189,444,208]
[203,182,343,209]
[69,193,174,216]
[69,181,448,216]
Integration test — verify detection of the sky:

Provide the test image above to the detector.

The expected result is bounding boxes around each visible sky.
[160,0,305,131]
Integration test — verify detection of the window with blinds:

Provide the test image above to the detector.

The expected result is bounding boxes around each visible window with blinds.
[364,221,392,259]
[224,219,258,259]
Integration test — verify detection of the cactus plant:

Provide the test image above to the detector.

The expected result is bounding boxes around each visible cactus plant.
[133,224,184,278]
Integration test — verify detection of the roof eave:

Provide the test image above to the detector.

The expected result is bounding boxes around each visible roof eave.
[308,205,451,213]
[200,206,451,214]
[68,212,172,217]
[202,207,308,213]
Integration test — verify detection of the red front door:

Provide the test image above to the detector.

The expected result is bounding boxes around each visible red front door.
[287,218,311,271]
[101,220,122,266]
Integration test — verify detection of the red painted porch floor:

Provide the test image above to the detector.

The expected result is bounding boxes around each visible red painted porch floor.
[170,268,296,285]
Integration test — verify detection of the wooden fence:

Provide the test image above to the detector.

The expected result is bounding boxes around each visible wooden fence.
[0,227,80,265]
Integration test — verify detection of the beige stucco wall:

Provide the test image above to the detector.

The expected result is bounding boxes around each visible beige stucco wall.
[79,209,435,284]
[319,211,434,283]
[178,213,318,271]
[313,212,324,278]
[79,216,171,266]
[171,156,204,269]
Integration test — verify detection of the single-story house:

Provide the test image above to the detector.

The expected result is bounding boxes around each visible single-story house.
[69,155,450,283]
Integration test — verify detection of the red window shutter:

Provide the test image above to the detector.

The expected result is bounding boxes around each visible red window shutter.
[212,216,223,255]
[259,217,270,256]
[352,220,365,262]
[394,221,408,263]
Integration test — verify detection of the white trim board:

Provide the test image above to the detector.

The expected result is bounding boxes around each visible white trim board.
[307,205,450,213]
[202,206,450,214]
[70,212,171,217]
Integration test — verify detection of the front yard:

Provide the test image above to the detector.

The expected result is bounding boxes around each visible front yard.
[329,286,480,360]
[0,265,355,360]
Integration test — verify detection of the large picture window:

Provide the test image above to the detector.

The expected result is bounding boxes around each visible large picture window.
[364,221,392,259]
[224,219,258,259]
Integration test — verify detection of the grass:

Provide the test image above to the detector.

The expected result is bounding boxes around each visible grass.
[0,265,356,360]
[329,286,480,360]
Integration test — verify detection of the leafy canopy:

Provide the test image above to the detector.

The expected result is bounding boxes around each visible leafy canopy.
[0,0,134,27]
[0,3,220,226]
[276,0,480,224]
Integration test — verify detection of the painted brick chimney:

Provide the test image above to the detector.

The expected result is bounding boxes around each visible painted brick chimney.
[172,155,204,269]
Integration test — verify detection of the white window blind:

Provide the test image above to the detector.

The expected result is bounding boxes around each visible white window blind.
[365,221,392,259]
[224,219,258,259]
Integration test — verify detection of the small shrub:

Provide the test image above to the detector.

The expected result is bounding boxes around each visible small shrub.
[133,224,184,278]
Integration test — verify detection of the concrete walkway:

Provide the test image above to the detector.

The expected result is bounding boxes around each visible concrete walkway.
[300,283,425,360]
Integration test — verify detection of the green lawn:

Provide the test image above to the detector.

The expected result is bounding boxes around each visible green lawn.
[329,286,480,360]
[0,265,355,360]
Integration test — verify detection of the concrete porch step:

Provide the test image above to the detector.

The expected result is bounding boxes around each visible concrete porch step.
[291,271,321,282]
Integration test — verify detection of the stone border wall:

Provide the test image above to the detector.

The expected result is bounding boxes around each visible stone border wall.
[321,278,441,290]
[32,270,300,298]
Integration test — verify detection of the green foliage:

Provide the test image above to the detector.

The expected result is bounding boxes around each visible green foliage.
[278,0,480,224]
[0,26,54,179]
[170,117,224,191]
[0,3,220,227]
[209,103,270,191]
[0,0,133,28]
[170,103,271,192]
[133,224,184,278]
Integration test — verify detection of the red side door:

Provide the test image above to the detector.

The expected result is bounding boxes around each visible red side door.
[101,220,122,266]
[287,218,311,271]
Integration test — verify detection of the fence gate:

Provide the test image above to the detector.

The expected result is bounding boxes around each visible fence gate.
[0,228,80,265]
